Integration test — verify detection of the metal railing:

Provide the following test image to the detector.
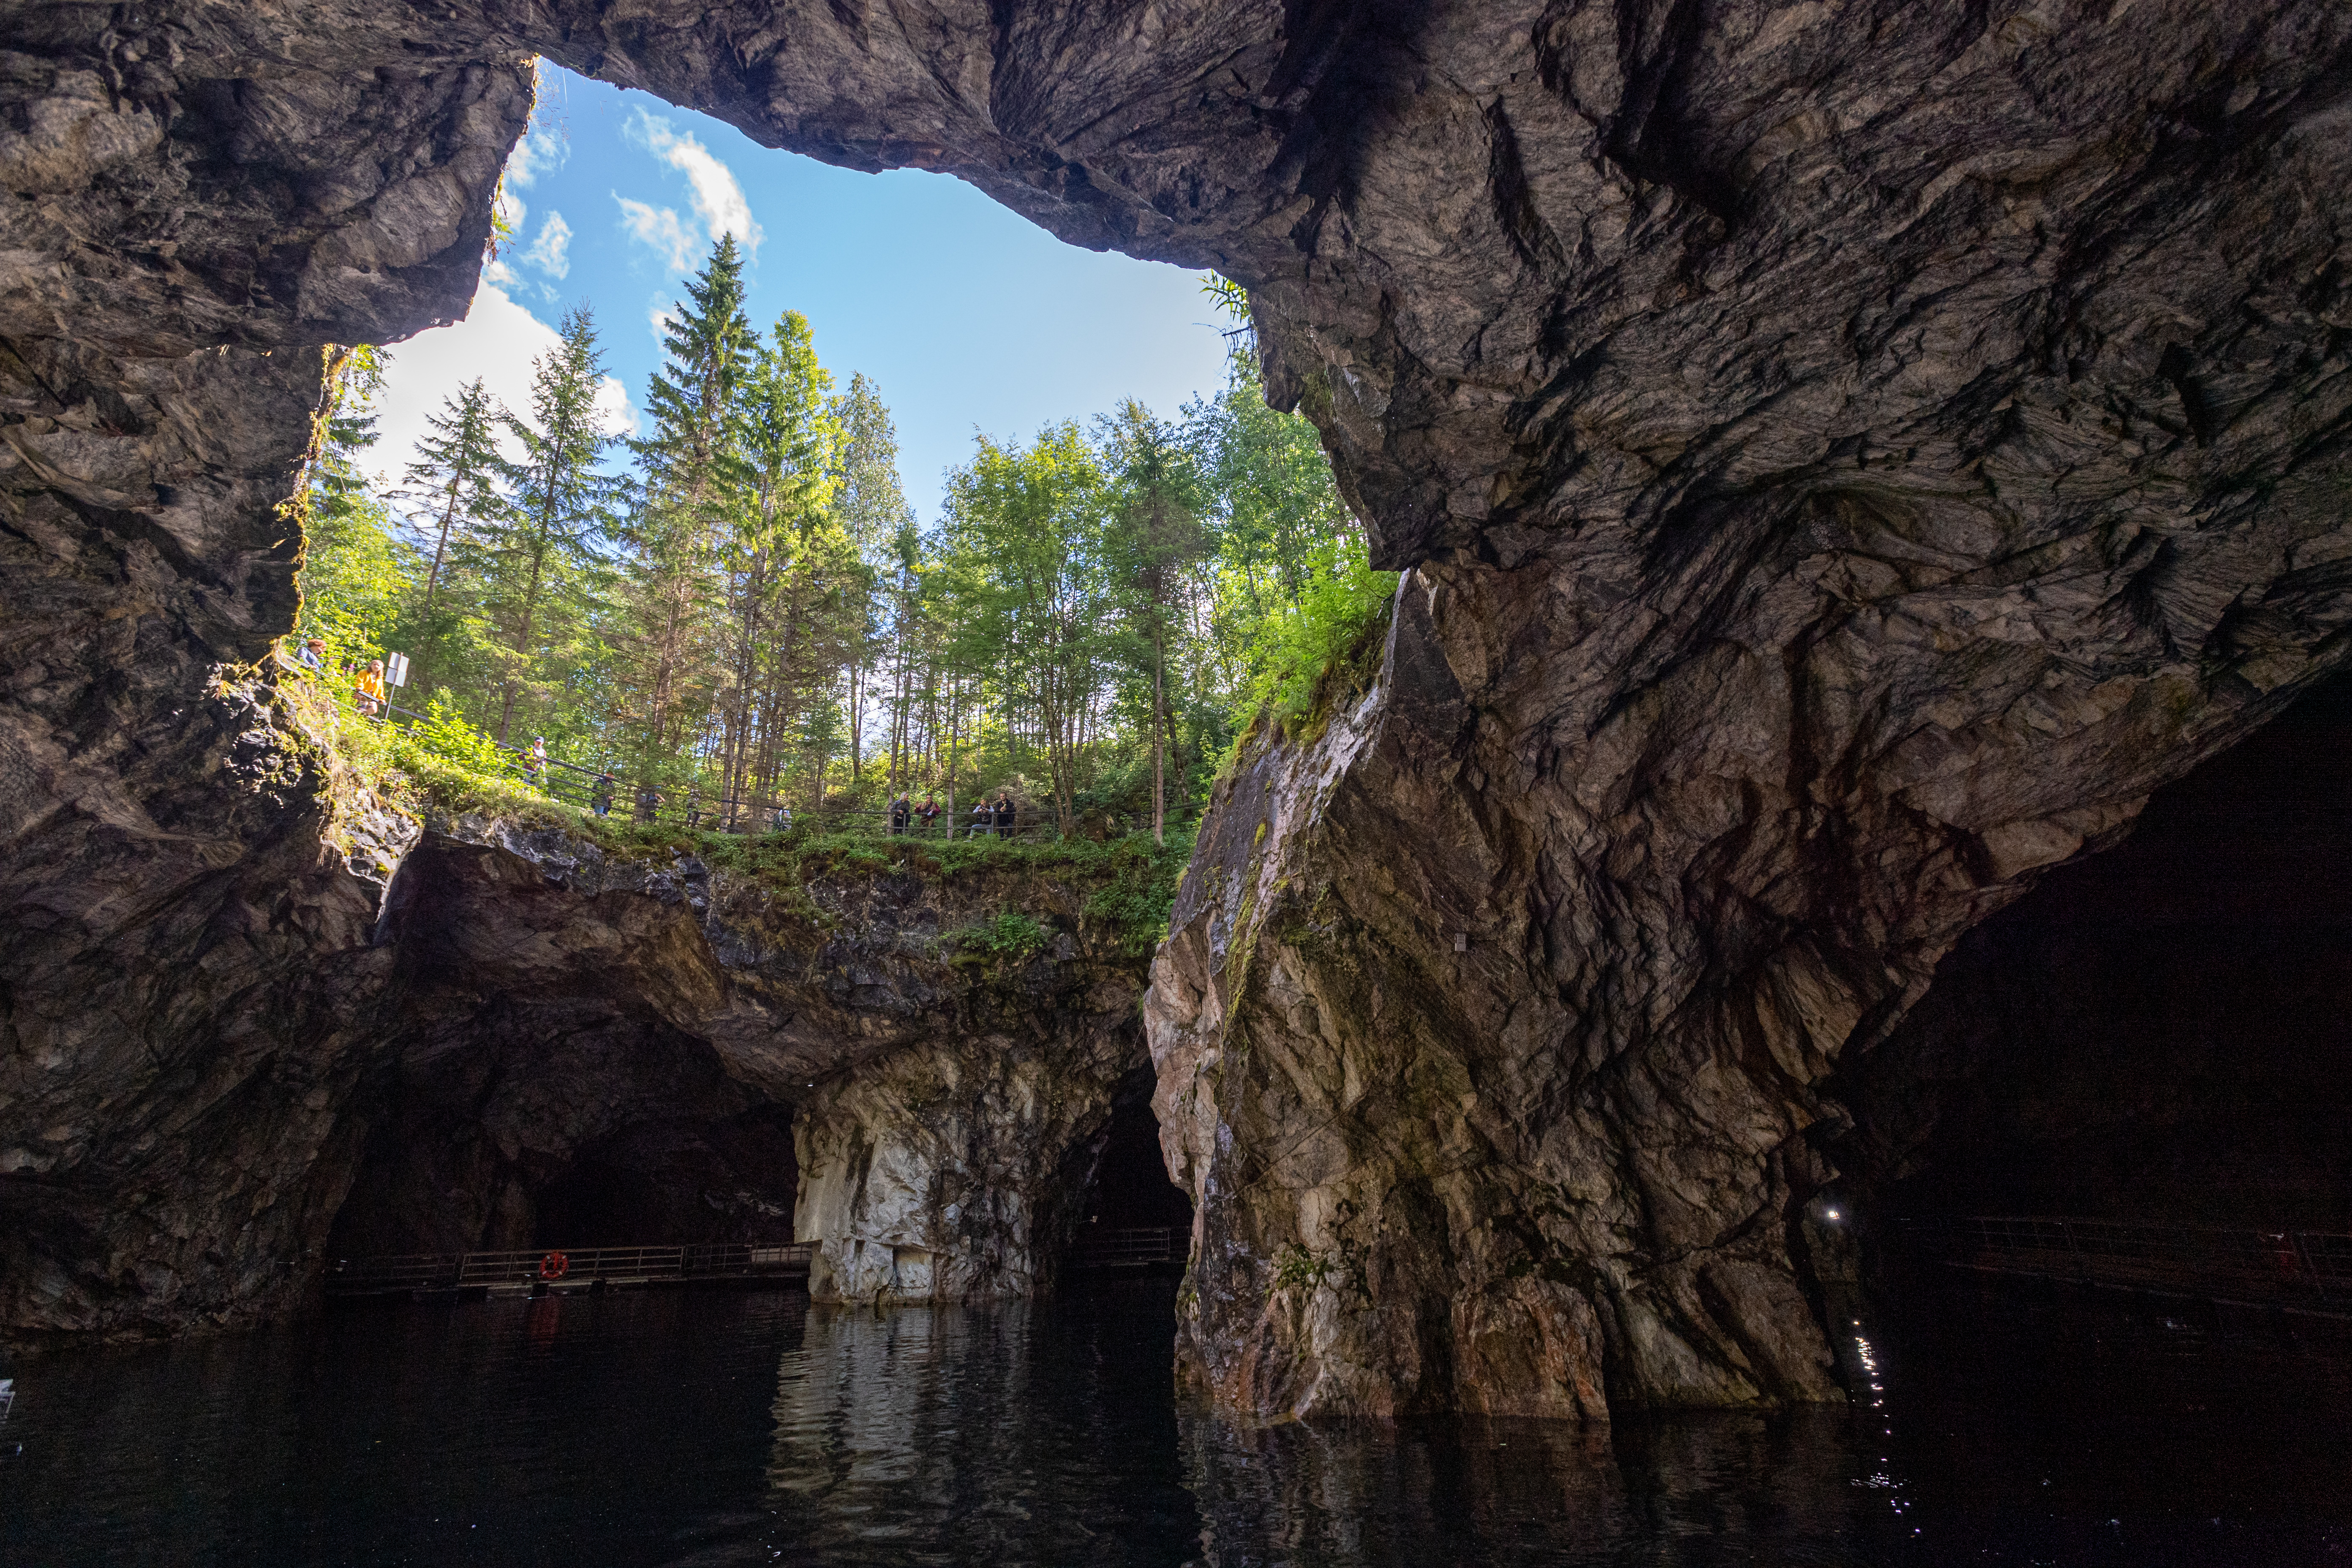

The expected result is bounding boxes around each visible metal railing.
[272,648,1197,844]
[1905,1215,2352,1307]
[1067,1226,1182,1270]
[326,1241,813,1297]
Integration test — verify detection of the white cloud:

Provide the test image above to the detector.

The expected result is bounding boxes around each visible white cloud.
[523,211,572,280]
[614,194,699,272]
[649,301,677,348]
[375,286,636,488]
[505,123,566,190]
[494,184,526,240]
[594,375,640,440]
[625,109,762,256]
[374,283,558,489]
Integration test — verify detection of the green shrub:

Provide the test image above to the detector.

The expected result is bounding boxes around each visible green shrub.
[953,910,1051,964]
[1235,534,1397,752]
[403,694,511,776]
[1081,838,1190,955]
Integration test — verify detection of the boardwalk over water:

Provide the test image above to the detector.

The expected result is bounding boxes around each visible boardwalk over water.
[1909,1215,2352,1318]
[327,1243,813,1299]
[327,1228,1185,1302]
[1066,1226,1183,1273]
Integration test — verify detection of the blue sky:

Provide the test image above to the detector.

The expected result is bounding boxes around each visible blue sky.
[375,64,1235,526]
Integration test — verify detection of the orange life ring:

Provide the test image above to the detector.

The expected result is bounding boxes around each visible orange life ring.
[539,1250,569,1280]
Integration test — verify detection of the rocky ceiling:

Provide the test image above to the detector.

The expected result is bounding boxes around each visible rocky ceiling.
[4,0,2350,1418]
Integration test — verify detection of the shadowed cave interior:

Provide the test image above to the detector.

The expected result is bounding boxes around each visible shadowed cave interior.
[1833,671,2352,1243]
[1074,1068,1196,1234]
[312,656,2349,1280]
[321,1015,803,1260]
[322,1037,1192,1269]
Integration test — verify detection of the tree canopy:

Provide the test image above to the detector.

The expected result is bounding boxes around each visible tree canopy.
[293,252,1396,832]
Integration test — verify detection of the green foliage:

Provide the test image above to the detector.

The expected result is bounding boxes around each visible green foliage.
[297,481,418,671]
[406,694,511,775]
[1080,833,1191,954]
[1271,1242,1329,1293]
[1238,531,1399,740]
[474,305,622,747]
[953,909,1050,965]
[290,244,1392,867]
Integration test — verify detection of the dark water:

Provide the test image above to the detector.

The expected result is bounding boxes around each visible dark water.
[2,1278,2347,1566]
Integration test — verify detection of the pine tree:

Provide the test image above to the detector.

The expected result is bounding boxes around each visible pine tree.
[1102,401,1209,844]
[475,306,619,745]
[830,373,913,783]
[618,235,757,782]
[294,347,418,673]
[716,309,839,822]
[397,376,504,705]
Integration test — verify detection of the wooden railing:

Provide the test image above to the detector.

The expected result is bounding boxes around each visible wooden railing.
[272,647,1198,844]
[1067,1226,1182,1271]
[325,1242,813,1297]
[1906,1215,2352,1307]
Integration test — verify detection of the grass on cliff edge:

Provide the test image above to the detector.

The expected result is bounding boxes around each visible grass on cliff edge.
[275,668,1192,956]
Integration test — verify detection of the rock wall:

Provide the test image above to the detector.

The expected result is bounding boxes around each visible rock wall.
[6,0,2352,1420]
[343,820,1162,1307]
[0,686,1160,1335]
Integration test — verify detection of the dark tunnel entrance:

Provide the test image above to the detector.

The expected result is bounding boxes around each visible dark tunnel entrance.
[1825,672,2352,1375]
[1832,671,2352,1235]
[1062,1067,1193,1279]
[527,1105,799,1249]
[319,1017,803,1264]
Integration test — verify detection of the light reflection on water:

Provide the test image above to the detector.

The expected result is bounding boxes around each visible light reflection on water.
[0,1277,2346,1566]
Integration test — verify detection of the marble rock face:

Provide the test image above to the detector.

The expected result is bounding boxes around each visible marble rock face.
[6,0,2352,1423]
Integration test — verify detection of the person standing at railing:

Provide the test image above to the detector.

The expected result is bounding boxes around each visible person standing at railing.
[918,795,939,835]
[592,770,616,818]
[994,793,1015,839]
[354,659,387,718]
[526,736,548,784]
[635,783,661,825]
[294,636,327,672]
[970,800,991,839]
[770,802,792,833]
[890,795,911,836]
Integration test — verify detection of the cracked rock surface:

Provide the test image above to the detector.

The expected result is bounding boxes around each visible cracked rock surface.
[5,0,2352,1422]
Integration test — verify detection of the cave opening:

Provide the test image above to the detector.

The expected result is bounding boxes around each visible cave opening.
[528,1105,799,1249]
[1831,670,2352,1281]
[1078,1074,1195,1233]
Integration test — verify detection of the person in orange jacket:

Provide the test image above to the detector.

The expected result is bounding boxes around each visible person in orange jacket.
[355,659,387,717]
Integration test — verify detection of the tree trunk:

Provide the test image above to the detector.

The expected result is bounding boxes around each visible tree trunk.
[1152,627,1165,845]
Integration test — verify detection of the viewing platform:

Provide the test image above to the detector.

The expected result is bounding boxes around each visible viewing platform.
[1065,1226,1183,1274]
[1907,1215,2352,1319]
[326,1243,813,1300]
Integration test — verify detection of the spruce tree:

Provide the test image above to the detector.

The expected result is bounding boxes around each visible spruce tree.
[716,309,839,820]
[829,373,913,781]
[618,235,756,783]
[474,306,618,745]
[397,376,504,705]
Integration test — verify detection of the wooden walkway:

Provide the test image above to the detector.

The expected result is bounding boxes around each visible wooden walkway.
[1066,1226,1182,1272]
[1907,1215,2352,1317]
[326,1242,812,1299]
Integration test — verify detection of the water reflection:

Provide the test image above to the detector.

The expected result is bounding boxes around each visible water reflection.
[767,1293,1198,1567]
[1186,1408,1892,1568]
[0,1277,2346,1566]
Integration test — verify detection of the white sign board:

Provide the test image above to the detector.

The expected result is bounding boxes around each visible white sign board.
[385,652,409,688]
